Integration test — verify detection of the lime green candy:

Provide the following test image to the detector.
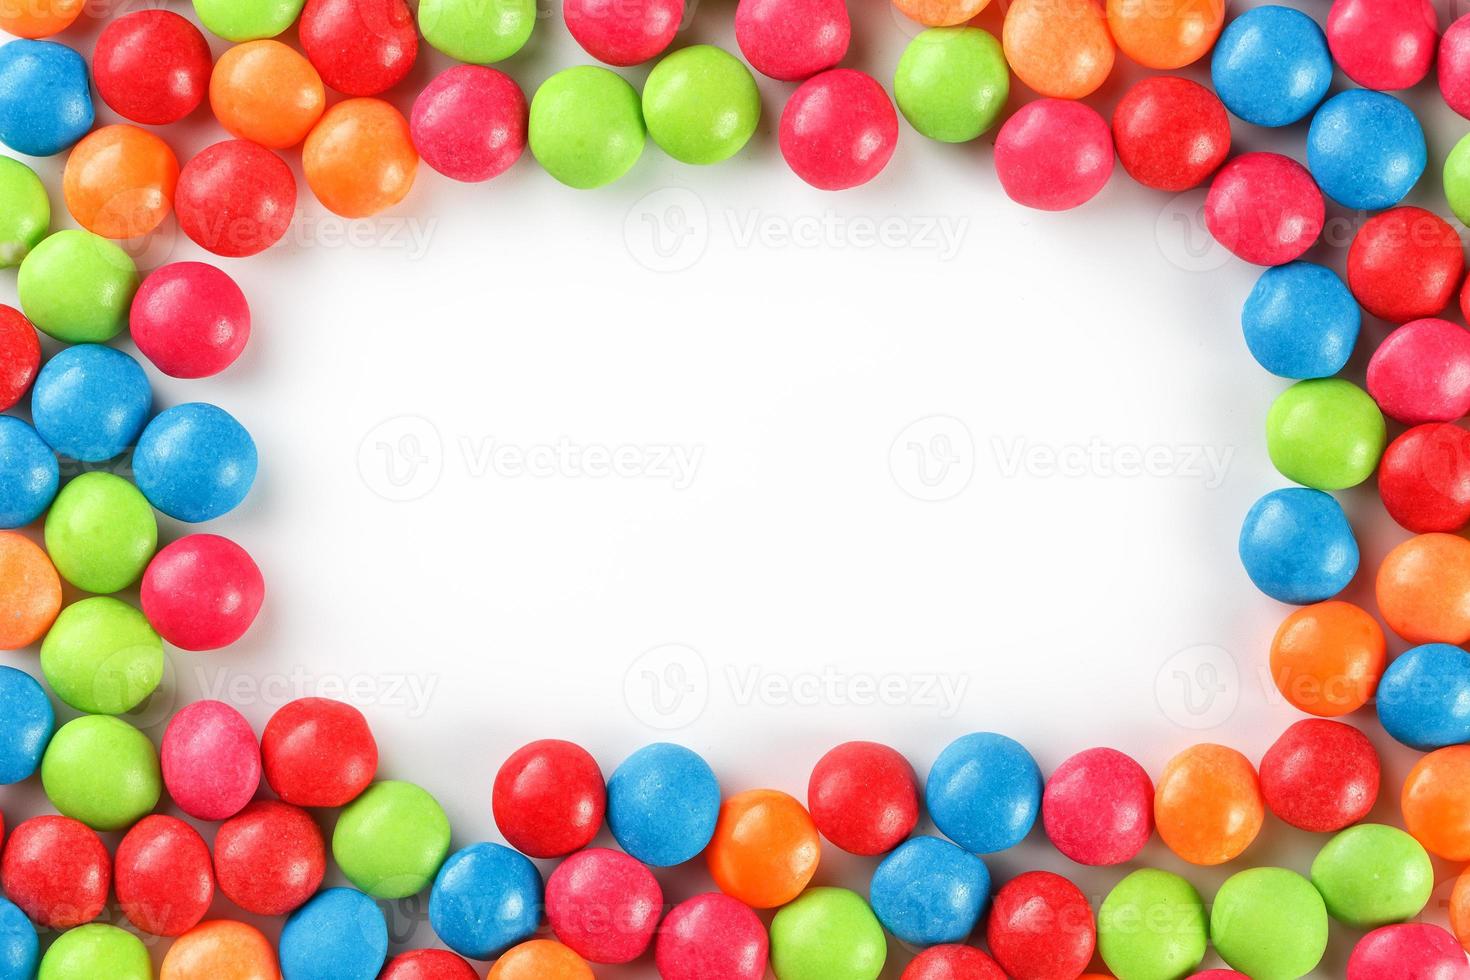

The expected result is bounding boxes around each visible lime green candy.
[1098,869,1206,980]
[41,597,163,716]
[1210,867,1328,980]
[333,780,452,899]
[1266,378,1386,490]
[1446,132,1470,226]
[17,230,139,344]
[39,924,151,980]
[894,28,1009,143]
[1311,823,1433,928]
[530,67,646,189]
[643,45,761,165]
[769,887,886,980]
[41,715,162,831]
[419,0,535,64]
[0,157,49,268]
[193,0,305,40]
[44,472,158,594]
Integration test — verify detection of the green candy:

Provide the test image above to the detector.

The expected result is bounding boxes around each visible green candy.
[1266,378,1386,490]
[0,157,49,268]
[894,28,1009,143]
[44,472,158,594]
[17,230,139,344]
[332,780,452,899]
[643,45,761,165]
[1210,867,1328,980]
[530,67,646,190]
[41,597,163,716]
[1446,132,1470,226]
[1311,823,1433,928]
[419,0,535,64]
[1097,869,1206,980]
[769,887,886,980]
[192,0,305,40]
[41,715,161,831]
[39,924,151,980]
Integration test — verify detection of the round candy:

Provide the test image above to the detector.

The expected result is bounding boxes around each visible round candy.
[655,893,768,980]
[1112,76,1230,192]
[986,871,1095,980]
[529,67,645,190]
[0,0,81,37]
[1260,719,1378,833]
[894,28,1009,144]
[0,532,61,651]
[300,0,417,96]
[303,98,418,218]
[162,700,261,821]
[1379,533,1470,645]
[1266,379,1386,490]
[1453,867,1470,953]
[644,45,760,166]
[38,925,150,980]
[1210,867,1327,979]
[176,140,296,258]
[1348,207,1463,324]
[1444,15,1470,119]
[1205,153,1324,266]
[995,98,1113,211]
[564,0,680,65]
[708,788,821,909]
[1002,0,1115,100]
[1379,644,1470,749]
[1369,319,1470,425]
[131,262,251,379]
[1241,262,1359,379]
[262,697,378,806]
[94,11,212,126]
[193,0,306,40]
[214,801,326,915]
[1307,91,1425,211]
[893,0,988,28]
[209,40,326,149]
[428,842,542,959]
[769,888,886,980]
[32,344,152,462]
[1444,133,1470,226]
[1107,0,1223,69]
[1098,869,1207,980]
[0,158,49,268]
[1328,0,1437,91]
[115,815,214,937]
[870,836,989,946]
[1155,743,1263,866]
[411,66,527,183]
[419,0,535,65]
[1403,745,1470,859]
[546,847,662,963]
[0,815,109,928]
[1042,746,1154,866]
[901,947,1006,980]
[780,70,897,192]
[0,898,37,980]
[333,780,451,899]
[493,738,604,858]
[1211,6,1330,126]
[488,942,593,980]
[1381,424,1470,534]
[279,888,388,980]
[143,534,264,651]
[1238,488,1358,605]
[17,229,138,343]
[160,920,280,980]
[0,665,53,781]
[44,472,157,594]
[40,596,162,715]
[1311,824,1432,928]
[134,402,258,522]
[0,417,57,528]
[381,950,480,980]
[1348,924,1470,980]
[807,740,919,856]
[0,306,39,415]
[735,0,848,81]
[607,742,720,867]
[0,40,93,157]
[927,732,1041,854]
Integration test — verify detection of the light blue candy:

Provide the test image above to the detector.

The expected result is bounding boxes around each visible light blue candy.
[429,842,542,960]
[133,402,257,522]
[0,416,59,528]
[1307,90,1425,211]
[926,732,1041,854]
[1377,644,1470,751]
[607,742,720,867]
[1239,488,1358,604]
[0,666,53,784]
[1242,262,1359,380]
[0,898,37,980]
[279,888,387,980]
[1211,6,1331,127]
[0,40,94,157]
[870,835,989,946]
[31,345,151,463]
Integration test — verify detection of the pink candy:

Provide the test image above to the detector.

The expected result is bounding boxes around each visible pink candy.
[736,0,849,81]
[1442,15,1470,119]
[1367,318,1470,424]
[130,262,251,379]
[161,700,263,822]
[1347,924,1470,980]
[779,69,897,191]
[995,98,1114,211]
[142,534,265,651]
[1328,0,1438,91]
[565,0,683,66]
[655,893,769,980]
[1042,747,1154,866]
[545,847,663,964]
[411,66,528,184]
[1205,152,1324,266]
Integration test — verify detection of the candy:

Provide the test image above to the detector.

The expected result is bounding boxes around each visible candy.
[1347,924,1470,980]
[530,67,646,190]
[381,950,480,980]
[0,40,93,156]
[1311,824,1432,928]
[419,0,535,65]
[769,888,886,980]
[655,893,768,980]
[1211,6,1330,126]
[1307,91,1425,210]
[0,0,80,37]
[94,11,212,126]
[1445,133,1470,226]
[1205,153,1324,266]
[0,159,48,268]
[1266,379,1386,490]
[161,920,280,980]
[1002,0,1114,99]
[215,801,325,915]
[807,740,919,856]
[564,0,678,65]
[0,666,52,781]
[995,98,1113,211]
[1259,719,1378,832]
[1327,0,1437,91]
[41,716,160,831]
[1443,15,1470,119]
[1271,602,1385,716]
[134,402,258,522]
[303,98,418,218]
[0,899,37,980]
[115,815,215,937]
[1379,644,1470,749]
[17,230,138,343]
[1380,425,1470,533]
[1369,319,1470,425]
[1378,534,1470,645]
[40,596,162,715]
[893,0,988,27]
[643,45,761,165]
[1043,746,1154,866]
[1112,77,1229,192]
[333,780,451,899]
[1097,869,1207,980]
[143,534,265,651]
[428,842,542,959]
[1453,868,1470,953]
[44,472,157,593]
[780,70,898,191]
[493,738,605,858]
[1241,262,1358,379]
[545,847,662,963]
[928,732,1042,854]
[262,697,378,806]
[1210,867,1327,979]
[0,306,38,415]
[1238,488,1358,604]
[411,66,527,183]
[1108,0,1223,69]
[986,871,1095,979]
[607,741,720,866]
[1403,745,1470,859]
[279,888,389,980]
[131,262,252,379]
[300,0,416,95]
[1347,207,1463,324]
[32,344,152,462]
[0,417,57,528]
[735,0,849,81]
[488,942,593,980]
[209,40,326,150]
[162,700,261,821]
[193,0,306,40]
[0,533,61,651]
[894,28,1009,144]
[1155,743,1263,866]
[708,789,820,908]
[902,947,1006,980]
[38,925,150,980]
[0,816,109,928]
[176,140,297,258]
[871,836,989,945]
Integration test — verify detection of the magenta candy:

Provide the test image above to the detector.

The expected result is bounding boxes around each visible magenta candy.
[565,0,683,66]
[1328,0,1438,91]
[141,534,265,651]
[736,0,849,81]
[1347,924,1470,979]
[130,262,251,379]
[655,893,769,980]
[780,69,897,191]
[1205,152,1324,266]
[1367,318,1470,424]
[1042,747,1153,866]
[995,98,1114,212]
[1443,15,1470,119]
[162,699,262,822]
[545,847,662,964]
[411,66,527,183]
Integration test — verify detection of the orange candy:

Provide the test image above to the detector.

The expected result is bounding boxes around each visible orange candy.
[488,941,593,980]
[1154,744,1263,866]
[1106,0,1223,69]
[1003,0,1115,99]
[1403,745,1470,861]
[707,789,821,909]
[0,0,83,37]
[302,98,418,219]
[1378,533,1470,645]
[892,0,992,28]
[0,532,61,650]
[1451,866,1470,952]
[62,124,179,240]
[1269,600,1387,717]
[161,920,280,980]
[210,41,327,151]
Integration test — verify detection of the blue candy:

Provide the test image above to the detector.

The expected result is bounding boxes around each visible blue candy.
[429,842,542,959]
[0,665,53,784]
[1211,6,1331,127]
[0,898,37,980]
[869,835,989,946]
[133,402,257,522]
[279,888,387,980]
[31,345,152,462]
[1377,644,1470,751]
[1239,488,1358,604]
[0,416,58,528]
[607,742,720,867]
[926,732,1042,854]
[1307,90,1426,211]
[0,40,94,157]
[1242,262,1360,380]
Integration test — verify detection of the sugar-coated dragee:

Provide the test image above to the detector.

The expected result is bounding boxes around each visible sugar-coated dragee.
[39,716,160,832]
[870,836,989,946]
[411,66,527,184]
[142,534,265,651]
[1260,719,1379,832]
[779,69,898,191]
[39,595,162,715]
[1111,76,1230,193]
[161,699,262,821]
[428,842,542,959]
[643,45,761,167]
[304,98,419,219]
[1347,207,1464,324]
[529,66,646,190]
[93,11,212,126]
[1238,487,1359,605]
[175,140,297,257]
[130,262,252,379]
[1042,746,1154,866]
[332,780,452,900]
[0,161,49,271]
[735,0,848,81]
[607,741,721,867]
[133,402,258,523]
[43,471,156,594]
[1241,262,1359,380]
[210,40,325,149]
[214,801,326,915]
[1380,423,1470,533]
[278,887,389,980]
[113,815,216,937]
[0,665,52,783]
[0,815,109,928]
[419,0,534,66]
[807,740,919,856]
[985,871,1095,979]
[1209,867,1328,980]
[654,894,768,980]
[0,40,92,157]
[894,28,1009,145]
[563,0,681,66]
[994,98,1114,211]
[160,921,280,980]
[300,0,416,97]
[546,847,663,964]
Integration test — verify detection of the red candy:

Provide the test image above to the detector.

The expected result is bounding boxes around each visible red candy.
[380,950,481,980]
[262,697,378,807]
[1043,747,1154,866]
[1347,924,1470,979]
[807,741,919,856]
[655,893,769,980]
[996,98,1114,211]
[1259,719,1379,833]
[162,699,262,822]
[411,66,528,184]
[115,815,215,937]
[1367,318,1470,424]
[1327,0,1438,92]
[1347,207,1465,324]
[1205,152,1325,266]
[565,0,683,66]
[177,140,297,258]
[130,262,251,379]
[985,871,1096,980]
[1381,425,1470,534]
[0,816,110,929]
[214,800,326,916]
[780,70,897,191]
[1112,76,1230,192]
[735,0,849,81]
[93,10,212,126]
[142,534,265,651]
[902,946,1007,980]
[493,739,605,859]
[546,847,662,964]
[1443,15,1470,119]
[300,0,418,97]
[0,305,40,412]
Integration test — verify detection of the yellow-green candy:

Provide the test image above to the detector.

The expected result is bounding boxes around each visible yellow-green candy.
[769,887,886,980]
[332,780,452,899]
[41,597,163,716]
[1098,869,1206,980]
[419,0,535,64]
[39,925,150,980]
[1266,378,1386,490]
[530,66,646,189]
[1446,131,1470,226]
[643,45,761,165]
[41,715,162,831]
[193,0,305,40]
[0,157,48,268]
[44,471,158,594]
[16,230,138,343]
[894,28,1009,143]
[1210,867,1328,979]
[1311,823,1433,928]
